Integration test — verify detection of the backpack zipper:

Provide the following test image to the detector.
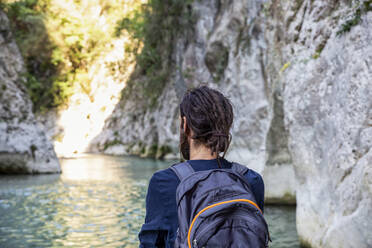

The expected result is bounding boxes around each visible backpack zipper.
[187,199,262,248]
[193,218,225,247]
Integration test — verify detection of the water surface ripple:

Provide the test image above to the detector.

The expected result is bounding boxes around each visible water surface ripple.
[0,154,299,247]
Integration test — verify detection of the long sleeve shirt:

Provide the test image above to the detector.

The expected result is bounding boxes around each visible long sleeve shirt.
[138,158,265,248]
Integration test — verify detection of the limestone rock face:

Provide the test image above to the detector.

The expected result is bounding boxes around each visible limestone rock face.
[94,1,372,246]
[270,1,372,246]
[0,11,60,174]
[91,0,296,203]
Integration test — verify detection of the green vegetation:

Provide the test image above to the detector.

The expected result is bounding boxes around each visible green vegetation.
[204,42,229,83]
[261,1,272,17]
[0,0,195,110]
[1,0,66,111]
[337,0,372,36]
[1,0,140,112]
[298,238,313,248]
[280,62,291,73]
[157,145,173,159]
[116,0,194,107]
[146,144,158,158]
[30,144,37,159]
[312,52,320,59]
[103,139,124,151]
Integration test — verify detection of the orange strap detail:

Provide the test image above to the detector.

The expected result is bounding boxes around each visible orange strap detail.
[187,199,262,248]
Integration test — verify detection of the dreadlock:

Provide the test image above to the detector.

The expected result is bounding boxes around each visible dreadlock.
[179,85,234,167]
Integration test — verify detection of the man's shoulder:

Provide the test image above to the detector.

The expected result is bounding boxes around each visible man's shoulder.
[243,167,264,188]
[229,161,264,185]
[150,163,181,186]
[244,166,263,179]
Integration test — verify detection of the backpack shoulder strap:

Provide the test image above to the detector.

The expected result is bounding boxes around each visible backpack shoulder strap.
[231,162,249,176]
[170,161,195,181]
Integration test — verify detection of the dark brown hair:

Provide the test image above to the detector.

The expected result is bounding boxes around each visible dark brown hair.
[179,85,234,160]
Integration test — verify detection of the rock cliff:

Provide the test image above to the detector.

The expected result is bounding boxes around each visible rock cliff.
[2,0,369,246]
[91,0,296,202]
[0,11,60,174]
[272,1,372,247]
[92,0,372,247]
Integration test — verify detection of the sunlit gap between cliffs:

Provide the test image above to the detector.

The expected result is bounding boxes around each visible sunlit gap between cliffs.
[54,37,137,157]
[43,0,145,157]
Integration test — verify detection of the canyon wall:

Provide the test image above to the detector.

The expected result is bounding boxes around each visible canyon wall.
[271,1,372,247]
[1,0,371,246]
[92,0,372,247]
[0,11,60,174]
[92,0,297,204]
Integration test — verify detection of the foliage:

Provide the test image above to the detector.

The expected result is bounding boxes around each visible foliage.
[0,0,194,110]
[337,0,372,36]
[146,144,158,158]
[116,0,194,106]
[1,0,62,111]
[280,62,291,73]
[103,139,124,151]
[157,145,172,159]
[204,42,229,83]
[1,0,139,111]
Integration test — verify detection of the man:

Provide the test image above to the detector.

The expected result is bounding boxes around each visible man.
[139,86,265,247]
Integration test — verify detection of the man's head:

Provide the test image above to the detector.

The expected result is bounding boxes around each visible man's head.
[179,85,234,160]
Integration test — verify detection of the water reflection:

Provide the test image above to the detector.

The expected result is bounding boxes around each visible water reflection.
[61,154,169,181]
[266,206,299,248]
[0,154,299,247]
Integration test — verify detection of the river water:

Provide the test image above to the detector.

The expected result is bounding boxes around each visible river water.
[0,154,299,248]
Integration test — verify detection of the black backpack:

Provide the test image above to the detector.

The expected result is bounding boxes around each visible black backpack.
[170,161,270,248]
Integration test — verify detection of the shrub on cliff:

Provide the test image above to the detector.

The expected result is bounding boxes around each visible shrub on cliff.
[115,0,194,107]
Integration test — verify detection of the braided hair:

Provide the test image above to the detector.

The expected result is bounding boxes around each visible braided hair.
[179,86,234,165]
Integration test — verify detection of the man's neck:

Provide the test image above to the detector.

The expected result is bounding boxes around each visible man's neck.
[189,143,217,160]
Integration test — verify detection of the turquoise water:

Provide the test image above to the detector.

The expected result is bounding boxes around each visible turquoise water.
[0,154,299,247]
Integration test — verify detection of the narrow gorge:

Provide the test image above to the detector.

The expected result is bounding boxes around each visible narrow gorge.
[92,0,372,247]
[1,0,371,247]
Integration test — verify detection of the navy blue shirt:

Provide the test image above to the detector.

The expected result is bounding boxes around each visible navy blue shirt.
[138,158,265,248]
